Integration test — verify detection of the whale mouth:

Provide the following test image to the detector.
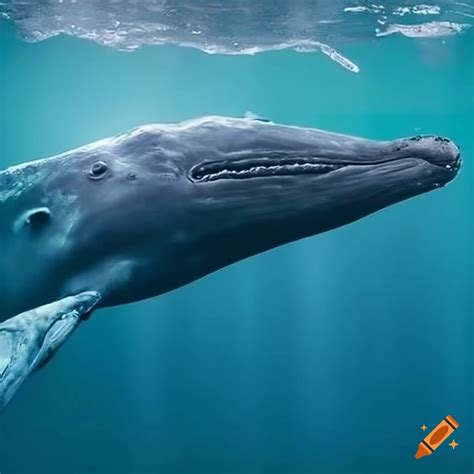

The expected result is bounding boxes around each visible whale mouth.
[190,156,349,182]
[189,150,460,183]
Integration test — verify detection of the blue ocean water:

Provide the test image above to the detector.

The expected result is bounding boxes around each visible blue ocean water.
[0,4,473,473]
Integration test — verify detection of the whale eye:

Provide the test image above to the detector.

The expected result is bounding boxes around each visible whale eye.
[89,161,108,180]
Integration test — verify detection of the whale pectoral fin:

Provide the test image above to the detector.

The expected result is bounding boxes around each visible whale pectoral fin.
[0,291,101,413]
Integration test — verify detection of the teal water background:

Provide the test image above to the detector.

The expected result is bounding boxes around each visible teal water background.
[0,22,473,474]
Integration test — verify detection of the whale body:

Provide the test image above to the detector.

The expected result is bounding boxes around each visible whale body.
[0,116,461,410]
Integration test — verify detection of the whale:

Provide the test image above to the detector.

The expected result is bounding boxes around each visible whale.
[0,116,461,409]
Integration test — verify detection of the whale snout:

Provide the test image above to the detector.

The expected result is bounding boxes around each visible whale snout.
[399,135,461,173]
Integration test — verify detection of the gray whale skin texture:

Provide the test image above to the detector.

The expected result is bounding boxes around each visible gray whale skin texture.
[0,116,461,412]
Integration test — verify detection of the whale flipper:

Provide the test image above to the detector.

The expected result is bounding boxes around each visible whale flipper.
[0,292,101,413]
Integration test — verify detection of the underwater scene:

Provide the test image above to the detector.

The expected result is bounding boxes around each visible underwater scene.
[0,1,473,473]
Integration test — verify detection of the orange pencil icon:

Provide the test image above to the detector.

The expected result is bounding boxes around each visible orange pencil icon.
[415,415,459,459]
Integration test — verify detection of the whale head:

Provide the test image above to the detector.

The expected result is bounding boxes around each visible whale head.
[0,117,461,316]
